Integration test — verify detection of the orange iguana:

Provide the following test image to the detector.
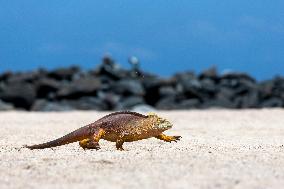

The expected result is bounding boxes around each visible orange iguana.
[25,111,181,150]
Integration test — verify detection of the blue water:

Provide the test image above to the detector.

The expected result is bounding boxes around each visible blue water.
[0,1,283,79]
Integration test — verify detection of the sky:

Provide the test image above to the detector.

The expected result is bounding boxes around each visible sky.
[0,1,283,80]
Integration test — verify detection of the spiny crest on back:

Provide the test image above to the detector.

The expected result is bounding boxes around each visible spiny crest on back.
[99,111,148,121]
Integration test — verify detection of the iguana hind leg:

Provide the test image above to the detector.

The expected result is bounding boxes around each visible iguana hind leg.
[79,129,105,150]
[79,138,100,150]
[116,139,124,151]
[79,138,90,149]
[155,133,181,143]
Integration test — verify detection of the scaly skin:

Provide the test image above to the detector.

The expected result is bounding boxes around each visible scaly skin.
[25,111,181,150]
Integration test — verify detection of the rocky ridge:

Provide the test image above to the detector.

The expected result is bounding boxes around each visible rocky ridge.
[0,56,283,111]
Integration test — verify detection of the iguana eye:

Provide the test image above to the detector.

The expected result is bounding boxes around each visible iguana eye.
[156,117,165,124]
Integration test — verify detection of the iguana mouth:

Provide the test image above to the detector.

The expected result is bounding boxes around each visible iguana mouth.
[157,119,173,130]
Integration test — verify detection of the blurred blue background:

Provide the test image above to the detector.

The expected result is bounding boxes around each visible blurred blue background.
[0,0,283,80]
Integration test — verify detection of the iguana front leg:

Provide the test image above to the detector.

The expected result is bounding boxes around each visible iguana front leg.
[155,133,181,143]
[79,129,105,150]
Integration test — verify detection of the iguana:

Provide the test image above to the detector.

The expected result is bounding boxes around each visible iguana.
[25,111,181,150]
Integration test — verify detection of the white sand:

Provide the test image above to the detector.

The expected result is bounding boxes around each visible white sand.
[1,109,284,189]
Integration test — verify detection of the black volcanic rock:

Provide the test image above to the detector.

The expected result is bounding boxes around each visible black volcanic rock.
[35,78,61,98]
[142,77,163,105]
[271,77,284,98]
[48,66,80,81]
[199,78,218,97]
[111,79,145,96]
[216,87,236,101]
[159,86,177,97]
[0,82,36,110]
[31,99,74,111]
[0,57,284,111]
[96,91,120,110]
[155,96,178,110]
[32,97,108,111]
[237,91,259,108]
[93,56,129,80]
[56,77,101,99]
[221,72,256,83]
[142,77,176,106]
[65,97,108,110]
[175,72,203,99]
[260,97,283,108]
[181,79,204,99]
[0,71,13,82]
[259,80,275,99]
[6,71,40,84]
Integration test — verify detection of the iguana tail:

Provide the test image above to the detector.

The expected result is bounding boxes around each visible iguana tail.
[25,126,91,150]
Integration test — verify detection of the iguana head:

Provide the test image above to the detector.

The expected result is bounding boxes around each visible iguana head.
[147,112,173,131]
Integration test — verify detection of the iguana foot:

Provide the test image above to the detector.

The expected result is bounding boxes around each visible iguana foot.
[116,139,124,151]
[117,146,124,151]
[79,138,100,150]
[155,134,182,143]
[169,136,182,142]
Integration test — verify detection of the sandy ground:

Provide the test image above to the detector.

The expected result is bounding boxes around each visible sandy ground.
[1,110,284,189]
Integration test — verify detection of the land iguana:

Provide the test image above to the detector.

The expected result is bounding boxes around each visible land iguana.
[25,111,181,150]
